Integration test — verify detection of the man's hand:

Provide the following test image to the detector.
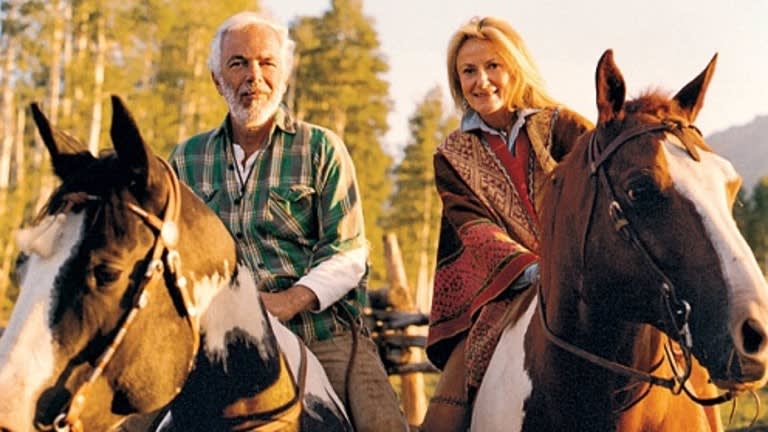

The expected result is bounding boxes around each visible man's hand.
[260,284,319,321]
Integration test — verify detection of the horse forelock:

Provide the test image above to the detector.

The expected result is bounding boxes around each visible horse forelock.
[625,90,673,115]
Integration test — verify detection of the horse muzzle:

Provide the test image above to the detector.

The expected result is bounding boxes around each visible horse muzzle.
[708,311,768,391]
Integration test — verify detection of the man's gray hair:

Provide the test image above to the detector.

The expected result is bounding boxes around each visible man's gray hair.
[208,11,296,77]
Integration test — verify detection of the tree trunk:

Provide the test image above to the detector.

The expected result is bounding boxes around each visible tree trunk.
[87,12,105,155]
[14,106,26,188]
[0,34,17,189]
[47,0,66,126]
[384,233,414,309]
[73,9,89,119]
[33,0,67,214]
[60,1,74,121]
[177,31,204,143]
[137,27,156,144]
[0,108,27,308]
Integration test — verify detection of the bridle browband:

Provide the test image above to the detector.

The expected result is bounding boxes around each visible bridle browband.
[53,158,200,431]
[537,121,735,408]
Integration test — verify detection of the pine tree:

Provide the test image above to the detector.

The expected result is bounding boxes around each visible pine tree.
[124,0,255,157]
[386,86,457,294]
[290,0,392,285]
[746,178,768,272]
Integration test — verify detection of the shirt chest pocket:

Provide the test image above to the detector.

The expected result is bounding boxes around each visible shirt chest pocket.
[266,184,317,245]
[194,184,222,213]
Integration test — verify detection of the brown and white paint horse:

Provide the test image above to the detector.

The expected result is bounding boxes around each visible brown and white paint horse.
[0,97,351,431]
[472,50,768,431]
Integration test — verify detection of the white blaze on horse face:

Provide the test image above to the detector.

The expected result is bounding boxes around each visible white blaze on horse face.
[16,213,68,258]
[471,299,536,432]
[197,265,272,360]
[0,212,85,427]
[662,135,768,310]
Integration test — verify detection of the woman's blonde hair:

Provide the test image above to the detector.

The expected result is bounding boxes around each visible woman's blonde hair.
[447,16,557,112]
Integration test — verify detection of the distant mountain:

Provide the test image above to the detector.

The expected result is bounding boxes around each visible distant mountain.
[707,115,768,195]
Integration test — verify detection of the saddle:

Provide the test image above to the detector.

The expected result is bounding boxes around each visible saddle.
[467,284,538,399]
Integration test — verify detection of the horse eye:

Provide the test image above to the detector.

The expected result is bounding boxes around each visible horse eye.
[91,264,122,288]
[625,176,662,207]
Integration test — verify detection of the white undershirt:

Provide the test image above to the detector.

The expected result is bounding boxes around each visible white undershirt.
[232,143,368,312]
[232,143,261,188]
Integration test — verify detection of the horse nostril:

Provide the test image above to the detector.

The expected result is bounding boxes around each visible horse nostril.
[741,319,766,355]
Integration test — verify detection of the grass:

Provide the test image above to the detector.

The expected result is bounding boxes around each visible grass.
[724,388,768,430]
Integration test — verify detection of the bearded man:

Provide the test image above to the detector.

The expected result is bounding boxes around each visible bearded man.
[168,11,408,432]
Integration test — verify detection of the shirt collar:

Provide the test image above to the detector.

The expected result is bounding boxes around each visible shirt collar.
[272,105,298,134]
[460,108,541,136]
[461,108,541,153]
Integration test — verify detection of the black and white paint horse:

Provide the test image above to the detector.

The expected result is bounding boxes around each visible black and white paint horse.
[0,96,351,431]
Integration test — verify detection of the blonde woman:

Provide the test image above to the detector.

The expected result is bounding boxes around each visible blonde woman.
[422,16,592,431]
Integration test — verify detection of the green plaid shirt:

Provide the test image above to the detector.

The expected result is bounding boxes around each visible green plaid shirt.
[169,107,368,343]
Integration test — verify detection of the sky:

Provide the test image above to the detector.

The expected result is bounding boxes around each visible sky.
[261,0,768,157]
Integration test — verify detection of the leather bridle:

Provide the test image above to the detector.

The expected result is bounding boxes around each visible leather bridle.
[538,121,735,407]
[53,158,200,432]
[51,157,309,431]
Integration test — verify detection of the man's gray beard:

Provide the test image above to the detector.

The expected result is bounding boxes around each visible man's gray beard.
[221,81,285,129]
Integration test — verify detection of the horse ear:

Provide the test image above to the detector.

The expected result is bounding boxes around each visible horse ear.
[110,95,152,189]
[595,49,626,124]
[30,102,95,180]
[673,53,717,123]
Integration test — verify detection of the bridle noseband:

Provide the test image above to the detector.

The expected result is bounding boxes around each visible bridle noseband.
[53,158,200,432]
[538,121,735,408]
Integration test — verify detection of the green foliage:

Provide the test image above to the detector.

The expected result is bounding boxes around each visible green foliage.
[734,177,768,273]
[4,0,255,155]
[0,0,263,324]
[289,0,393,286]
[116,0,253,156]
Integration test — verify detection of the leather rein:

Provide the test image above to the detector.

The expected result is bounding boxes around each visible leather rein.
[52,158,307,431]
[537,121,735,408]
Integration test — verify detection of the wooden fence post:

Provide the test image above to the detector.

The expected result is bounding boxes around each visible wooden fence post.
[383,233,428,426]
